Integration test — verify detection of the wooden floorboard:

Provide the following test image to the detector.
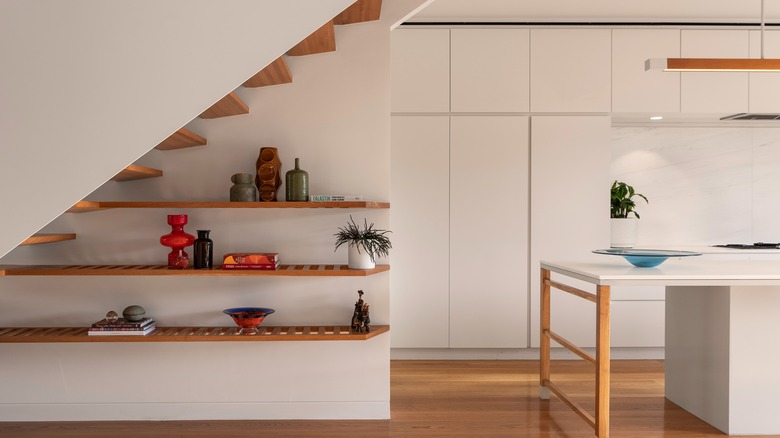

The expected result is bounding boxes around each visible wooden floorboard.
[0,360,774,437]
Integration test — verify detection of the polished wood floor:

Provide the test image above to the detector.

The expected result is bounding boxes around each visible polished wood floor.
[1,360,776,437]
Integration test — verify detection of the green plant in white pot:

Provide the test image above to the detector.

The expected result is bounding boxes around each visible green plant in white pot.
[334,216,392,269]
[610,180,648,248]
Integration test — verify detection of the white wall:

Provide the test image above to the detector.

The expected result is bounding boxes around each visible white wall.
[0,0,354,258]
[612,126,780,245]
[0,1,433,419]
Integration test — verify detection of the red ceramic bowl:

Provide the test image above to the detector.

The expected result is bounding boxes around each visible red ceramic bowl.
[223,307,275,334]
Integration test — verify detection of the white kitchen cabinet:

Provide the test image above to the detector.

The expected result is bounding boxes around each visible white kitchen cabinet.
[530,116,610,347]
[390,116,450,348]
[449,116,529,348]
[450,29,530,113]
[681,30,749,114]
[612,29,681,113]
[530,29,612,113]
[390,28,450,113]
[748,30,780,113]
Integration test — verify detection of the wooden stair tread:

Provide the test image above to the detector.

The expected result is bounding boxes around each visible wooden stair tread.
[244,56,293,88]
[0,264,390,277]
[334,0,382,24]
[0,325,389,343]
[111,164,163,182]
[155,128,207,150]
[287,20,336,56]
[21,234,76,246]
[67,200,390,212]
[199,91,249,119]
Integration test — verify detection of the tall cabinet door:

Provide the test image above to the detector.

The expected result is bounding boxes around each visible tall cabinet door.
[390,116,450,348]
[450,116,529,348]
[529,116,610,348]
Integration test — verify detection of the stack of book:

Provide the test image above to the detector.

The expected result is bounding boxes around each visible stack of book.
[310,195,363,202]
[88,317,157,336]
[221,252,280,270]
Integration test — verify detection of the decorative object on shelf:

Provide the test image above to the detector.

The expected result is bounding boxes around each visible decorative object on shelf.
[351,290,371,333]
[593,248,701,268]
[223,307,276,335]
[610,180,648,248]
[160,214,196,268]
[193,230,214,270]
[255,147,282,202]
[229,173,258,202]
[285,157,309,201]
[105,310,119,323]
[221,252,279,270]
[122,305,146,322]
[334,216,392,269]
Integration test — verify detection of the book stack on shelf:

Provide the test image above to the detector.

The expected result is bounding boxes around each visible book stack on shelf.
[88,317,157,336]
[221,253,280,270]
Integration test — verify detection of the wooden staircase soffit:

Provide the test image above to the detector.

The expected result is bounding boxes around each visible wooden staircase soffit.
[334,0,382,24]
[244,56,293,88]
[199,91,250,119]
[21,233,76,246]
[111,164,163,182]
[155,128,207,151]
[287,20,336,56]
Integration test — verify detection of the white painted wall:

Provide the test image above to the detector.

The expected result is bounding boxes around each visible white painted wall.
[0,0,430,420]
[0,0,355,258]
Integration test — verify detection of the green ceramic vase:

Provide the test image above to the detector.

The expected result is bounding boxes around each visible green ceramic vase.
[285,158,309,202]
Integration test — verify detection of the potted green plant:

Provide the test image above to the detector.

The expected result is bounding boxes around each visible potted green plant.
[334,216,392,269]
[610,180,648,248]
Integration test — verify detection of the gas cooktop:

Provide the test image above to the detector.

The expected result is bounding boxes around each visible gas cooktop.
[713,242,780,249]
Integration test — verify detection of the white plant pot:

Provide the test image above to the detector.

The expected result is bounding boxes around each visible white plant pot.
[610,218,638,248]
[348,244,375,269]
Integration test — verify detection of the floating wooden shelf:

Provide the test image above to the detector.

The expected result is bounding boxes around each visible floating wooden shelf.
[111,164,163,182]
[334,0,382,24]
[244,56,293,88]
[0,264,390,277]
[287,20,336,56]
[199,91,249,119]
[155,128,207,151]
[67,200,389,213]
[21,234,76,246]
[0,325,389,343]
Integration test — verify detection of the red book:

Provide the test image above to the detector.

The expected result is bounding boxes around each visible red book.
[221,263,279,270]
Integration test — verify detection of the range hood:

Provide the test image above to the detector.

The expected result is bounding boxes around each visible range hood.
[721,113,780,120]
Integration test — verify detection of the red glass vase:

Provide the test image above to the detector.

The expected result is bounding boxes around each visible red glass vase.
[160,214,195,269]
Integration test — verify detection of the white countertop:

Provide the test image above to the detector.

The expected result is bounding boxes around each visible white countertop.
[636,245,780,255]
[541,259,780,286]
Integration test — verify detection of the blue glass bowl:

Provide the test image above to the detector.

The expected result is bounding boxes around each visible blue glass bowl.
[593,249,701,268]
[223,307,275,334]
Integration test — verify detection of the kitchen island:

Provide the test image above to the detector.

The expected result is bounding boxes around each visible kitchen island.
[540,258,780,437]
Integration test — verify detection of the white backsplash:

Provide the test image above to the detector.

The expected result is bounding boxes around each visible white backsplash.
[611,126,780,246]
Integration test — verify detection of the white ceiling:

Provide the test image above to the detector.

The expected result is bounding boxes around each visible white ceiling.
[409,0,780,23]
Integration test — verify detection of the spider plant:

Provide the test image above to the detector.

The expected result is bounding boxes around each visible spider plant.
[334,216,392,262]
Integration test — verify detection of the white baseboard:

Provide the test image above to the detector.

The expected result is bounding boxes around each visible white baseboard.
[391,347,665,360]
[0,402,390,422]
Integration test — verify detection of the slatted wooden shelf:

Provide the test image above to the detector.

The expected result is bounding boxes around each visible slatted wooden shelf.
[67,200,390,212]
[111,164,163,182]
[334,0,382,24]
[21,233,76,246]
[244,56,293,88]
[287,20,336,56]
[0,325,389,343]
[155,128,207,150]
[199,91,249,119]
[0,264,390,277]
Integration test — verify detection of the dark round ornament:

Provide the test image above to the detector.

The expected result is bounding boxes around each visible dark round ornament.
[122,305,146,322]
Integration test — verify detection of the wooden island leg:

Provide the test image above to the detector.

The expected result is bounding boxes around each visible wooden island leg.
[595,284,611,438]
[540,268,551,399]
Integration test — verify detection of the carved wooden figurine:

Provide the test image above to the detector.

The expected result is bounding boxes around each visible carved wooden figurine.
[351,290,371,333]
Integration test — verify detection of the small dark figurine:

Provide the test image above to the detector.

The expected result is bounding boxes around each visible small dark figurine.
[351,290,371,333]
